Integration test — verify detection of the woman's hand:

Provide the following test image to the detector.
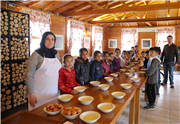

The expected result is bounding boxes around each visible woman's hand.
[71,90,78,94]
[29,93,37,107]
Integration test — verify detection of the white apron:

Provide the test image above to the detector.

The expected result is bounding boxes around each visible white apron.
[28,56,61,111]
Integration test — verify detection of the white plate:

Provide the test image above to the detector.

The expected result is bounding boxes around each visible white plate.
[61,107,82,120]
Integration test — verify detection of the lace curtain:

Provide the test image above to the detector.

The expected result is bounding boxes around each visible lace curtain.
[67,20,85,55]
[92,26,103,53]
[156,27,175,51]
[121,28,137,51]
[22,8,51,43]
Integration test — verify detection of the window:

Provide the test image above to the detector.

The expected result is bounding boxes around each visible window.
[67,20,84,56]
[92,26,103,53]
[30,21,50,55]
[121,29,137,51]
[156,27,175,51]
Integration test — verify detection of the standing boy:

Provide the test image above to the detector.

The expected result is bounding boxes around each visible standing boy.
[144,47,161,110]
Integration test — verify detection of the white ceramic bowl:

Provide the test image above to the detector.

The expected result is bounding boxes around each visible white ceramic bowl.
[104,77,114,82]
[128,69,135,73]
[98,84,110,91]
[97,103,115,113]
[80,111,101,124]
[125,66,130,69]
[44,106,63,115]
[120,69,126,72]
[111,91,126,99]
[139,71,145,76]
[74,86,86,93]
[140,68,147,71]
[90,81,101,87]
[125,73,133,77]
[61,107,82,120]
[131,78,140,83]
[131,67,137,70]
[78,96,94,105]
[110,73,118,77]
[121,84,132,89]
[58,94,73,102]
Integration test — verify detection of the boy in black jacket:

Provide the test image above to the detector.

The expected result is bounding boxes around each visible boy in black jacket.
[74,48,90,85]
[90,51,103,81]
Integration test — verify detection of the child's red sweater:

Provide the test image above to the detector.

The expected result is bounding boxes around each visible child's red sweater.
[100,60,114,77]
[58,67,81,93]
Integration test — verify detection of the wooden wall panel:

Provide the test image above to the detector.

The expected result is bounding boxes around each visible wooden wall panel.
[105,28,121,53]
[138,32,156,54]
[50,15,66,61]
[176,28,180,46]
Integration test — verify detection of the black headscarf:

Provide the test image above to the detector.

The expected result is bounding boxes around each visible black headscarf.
[36,32,57,58]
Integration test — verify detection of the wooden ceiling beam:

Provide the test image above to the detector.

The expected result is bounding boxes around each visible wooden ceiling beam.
[120,1,128,7]
[143,0,147,5]
[104,1,110,9]
[167,9,170,17]
[87,1,102,9]
[121,13,127,20]
[132,0,137,6]
[143,11,148,18]
[64,2,180,17]
[145,22,152,26]
[27,1,39,7]
[53,1,79,13]
[90,17,180,24]
[41,1,61,11]
[132,13,141,19]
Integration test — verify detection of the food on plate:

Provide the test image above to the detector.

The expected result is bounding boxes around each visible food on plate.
[45,102,63,112]
[63,107,81,115]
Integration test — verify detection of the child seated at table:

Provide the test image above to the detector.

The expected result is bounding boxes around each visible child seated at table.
[90,50,103,81]
[144,47,161,110]
[74,48,90,85]
[58,54,81,94]
[109,52,115,72]
[101,51,114,77]
[124,51,131,66]
[113,48,121,72]
[141,51,148,68]
[120,51,126,67]
[132,52,140,62]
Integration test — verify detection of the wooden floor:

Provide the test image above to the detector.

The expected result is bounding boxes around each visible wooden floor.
[116,73,180,124]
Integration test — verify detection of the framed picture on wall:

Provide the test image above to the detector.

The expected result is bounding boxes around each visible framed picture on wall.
[108,39,117,48]
[84,37,90,49]
[55,34,64,50]
[141,39,152,49]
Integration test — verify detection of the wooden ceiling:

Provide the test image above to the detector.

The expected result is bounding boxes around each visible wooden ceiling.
[8,0,180,28]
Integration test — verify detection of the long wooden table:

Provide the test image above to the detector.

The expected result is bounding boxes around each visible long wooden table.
[28,65,147,124]
[2,64,147,124]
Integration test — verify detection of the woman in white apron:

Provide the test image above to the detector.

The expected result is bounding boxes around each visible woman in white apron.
[26,32,61,111]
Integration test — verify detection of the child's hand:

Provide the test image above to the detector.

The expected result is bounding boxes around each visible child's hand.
[84,85,89,90]
[71,90,78,94]
[116,72,120,74]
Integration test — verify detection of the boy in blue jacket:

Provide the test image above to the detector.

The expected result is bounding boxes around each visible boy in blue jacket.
[90,51,103,81]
